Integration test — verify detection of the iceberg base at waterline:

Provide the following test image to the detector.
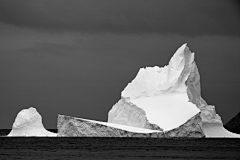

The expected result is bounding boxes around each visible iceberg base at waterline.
[202,123,240,138]
[8,126,57,137]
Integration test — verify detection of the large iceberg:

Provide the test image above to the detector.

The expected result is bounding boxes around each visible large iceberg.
[8,107,57,137]
[108,44,240,138]
[7,44,239,138]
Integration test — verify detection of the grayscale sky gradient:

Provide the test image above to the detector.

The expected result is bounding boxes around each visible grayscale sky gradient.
[0,0,239,128]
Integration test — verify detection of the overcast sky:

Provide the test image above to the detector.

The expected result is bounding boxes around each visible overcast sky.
[0,0,240,129]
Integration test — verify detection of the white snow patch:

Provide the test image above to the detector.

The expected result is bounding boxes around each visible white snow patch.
[130,93,200,131]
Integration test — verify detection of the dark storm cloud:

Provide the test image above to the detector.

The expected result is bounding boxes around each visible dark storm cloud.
[0,0,239,36]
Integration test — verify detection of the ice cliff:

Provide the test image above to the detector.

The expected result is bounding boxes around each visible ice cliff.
[8,107,57,137]
[57,114,204,138]
[108,43,240,138]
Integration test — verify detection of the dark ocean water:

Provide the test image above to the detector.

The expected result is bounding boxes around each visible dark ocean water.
[0,129,240,160]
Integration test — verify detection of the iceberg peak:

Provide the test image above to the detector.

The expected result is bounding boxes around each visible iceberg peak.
[121,43,195,99]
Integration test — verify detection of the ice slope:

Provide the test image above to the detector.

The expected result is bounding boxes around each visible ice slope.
[108,98,163,131]
[8,107,57,137]
[75,117,162,133]
[203,123,240,138]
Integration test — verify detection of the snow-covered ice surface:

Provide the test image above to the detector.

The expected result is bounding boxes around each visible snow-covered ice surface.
[8,107,57,137]
[202,123,240,138]
[78,117,162,133]
[131,93,200,131]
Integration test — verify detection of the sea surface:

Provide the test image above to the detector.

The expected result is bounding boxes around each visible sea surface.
[0,129,240,160]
